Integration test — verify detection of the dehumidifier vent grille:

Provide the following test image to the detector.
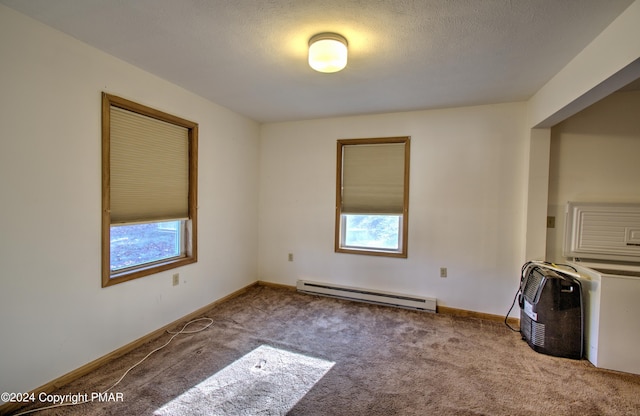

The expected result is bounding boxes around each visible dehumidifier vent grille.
[524,271,543,301]
[531,321,546,347]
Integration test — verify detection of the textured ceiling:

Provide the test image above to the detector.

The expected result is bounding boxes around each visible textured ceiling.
[1,0,635,122]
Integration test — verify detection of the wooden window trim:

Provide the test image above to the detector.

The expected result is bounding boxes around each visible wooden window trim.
[101,93,198,287]
[335,136,410,258]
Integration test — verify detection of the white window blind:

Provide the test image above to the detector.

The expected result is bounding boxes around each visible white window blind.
[109,106,189,224]
[341,142,406,214]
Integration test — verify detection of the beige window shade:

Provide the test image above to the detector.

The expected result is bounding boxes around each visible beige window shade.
[341,142,405,214]
[110,106,189,224]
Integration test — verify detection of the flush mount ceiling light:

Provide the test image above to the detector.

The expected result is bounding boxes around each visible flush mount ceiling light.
[308,33,348,73]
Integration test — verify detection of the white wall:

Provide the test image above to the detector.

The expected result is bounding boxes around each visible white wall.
[0,5,259,396]
[259,103,529,316]
[546,90,640,262]
[524,0,640,264]
[528,1,640,129]
[522,128,551,261]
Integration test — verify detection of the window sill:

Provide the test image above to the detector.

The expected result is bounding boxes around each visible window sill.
[103,255,196,287]
[335,247,407,258]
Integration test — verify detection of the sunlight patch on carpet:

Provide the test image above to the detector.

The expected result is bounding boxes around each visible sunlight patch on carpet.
[154,345,335,415]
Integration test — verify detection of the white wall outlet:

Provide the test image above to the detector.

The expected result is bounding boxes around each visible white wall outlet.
[288,253,294,262]
[172,273,180,286]
[440,267,447,278]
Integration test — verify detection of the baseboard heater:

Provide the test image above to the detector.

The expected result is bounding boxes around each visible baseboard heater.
[296,280,436,312]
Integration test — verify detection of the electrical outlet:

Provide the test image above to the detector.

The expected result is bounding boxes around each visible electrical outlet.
[288,253,294,262]
[440,267,447,278]
[547,216,556,228]
[172,273,180,286]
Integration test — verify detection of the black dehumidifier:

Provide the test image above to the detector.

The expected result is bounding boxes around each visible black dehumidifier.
[519,264,583,359]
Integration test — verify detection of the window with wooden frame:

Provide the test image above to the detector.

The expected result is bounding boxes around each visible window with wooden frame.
[335,137,410,258]
[102,93,198,287]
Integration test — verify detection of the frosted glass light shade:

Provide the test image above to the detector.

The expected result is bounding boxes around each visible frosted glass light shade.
[308,33,348,73]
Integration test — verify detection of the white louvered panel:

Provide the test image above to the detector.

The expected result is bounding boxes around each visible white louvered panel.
[565,202,640,263]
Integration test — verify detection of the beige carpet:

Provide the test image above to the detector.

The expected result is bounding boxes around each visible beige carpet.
[11,284,640,415]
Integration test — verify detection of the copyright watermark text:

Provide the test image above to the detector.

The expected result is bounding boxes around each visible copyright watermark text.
[1,391,124,404]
